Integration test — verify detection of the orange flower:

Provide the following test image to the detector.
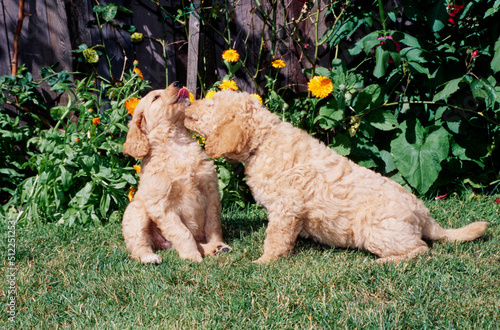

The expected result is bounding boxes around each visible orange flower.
[92,117,100,125]
[205,90,217,99]
[271,59,286,68]
[75,138,80,143]
[128,186,136,202]
[308,76,334,98]
[134,67,144,79]
[218,80,238,91]
[222,49,240,62]
[125,97,140,116]
[251,94,263,104]
[133,165,141,173]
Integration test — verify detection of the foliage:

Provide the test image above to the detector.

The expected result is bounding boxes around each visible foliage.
[2,0,500,227]
[1,65,147,225]
[195,0,500,196]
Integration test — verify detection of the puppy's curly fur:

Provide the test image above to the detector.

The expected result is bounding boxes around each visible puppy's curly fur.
[185,90,488,263]
[122,83,230,264]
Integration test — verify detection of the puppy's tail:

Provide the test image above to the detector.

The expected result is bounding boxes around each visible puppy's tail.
[423,220,488,242]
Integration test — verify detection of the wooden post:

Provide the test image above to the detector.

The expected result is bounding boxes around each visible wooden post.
[186,0,201,94]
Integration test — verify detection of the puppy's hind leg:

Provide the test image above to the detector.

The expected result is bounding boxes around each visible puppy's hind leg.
[153,210,203,262]
[122,200,162,264]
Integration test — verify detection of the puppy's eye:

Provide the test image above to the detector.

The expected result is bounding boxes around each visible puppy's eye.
[152,95,161,102]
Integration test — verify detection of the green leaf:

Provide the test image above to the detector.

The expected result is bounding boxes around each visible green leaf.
[491,38,500,74]
[331,134,351,156]
[373,46,389,78]
[50,106,67,120]
[391,120,449,194]
[364,110,398,131]
[432,77,463,102]
[431,0,448,32]
[59,165,73,191]
[317,99,343,129]
[100,192,111,218]
[71,182,94,207]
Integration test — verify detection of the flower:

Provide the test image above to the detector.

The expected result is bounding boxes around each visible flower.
[125,97,140,116]
[205,90,217,99]
[133,165,141,174]
[218,80,238,91]
[83,48,99,63]
[189,92,195,103]
[128,187,136,202]
[197,136,206,146]
[377,36,401,63]
[471,50,478,58]
[447,4,464,25]
[435,193,448,200]
[131,32,144,43]
[222,49,240,62]
[92,117,100,125]
[308,76,333,98]
[494,198,500,205]
[75,138,80,143]
[251,94,263,104]
[134,67,144,79]
[271,59,286,69]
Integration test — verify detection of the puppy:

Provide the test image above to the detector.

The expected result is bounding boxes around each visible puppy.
[184,90,488,263]
[122,82,230,264]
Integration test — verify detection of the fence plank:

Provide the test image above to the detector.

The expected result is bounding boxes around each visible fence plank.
[187,0,201,94]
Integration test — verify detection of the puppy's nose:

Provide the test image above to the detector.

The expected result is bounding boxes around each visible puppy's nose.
[173,81,183,88]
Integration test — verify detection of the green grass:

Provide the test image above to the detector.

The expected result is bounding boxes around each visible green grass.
[1,196,499,328]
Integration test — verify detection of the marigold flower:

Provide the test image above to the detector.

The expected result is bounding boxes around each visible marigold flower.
[222,49,240,62]
[128,187,136,202]
[131,32,144,43]
[189,92,195,103]
[125,97,140,116]
[92,117,100,125]
[308,76,333,98]
[218,80,238,91]
[133,165,141,173]
[271,59,286,68]
[134,67,144,80]
[75,138,80,143]
[251,94,263,104]
[205,90,217,99]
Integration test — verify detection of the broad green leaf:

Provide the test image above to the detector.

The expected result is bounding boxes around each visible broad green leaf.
[331,134,351,156]
[374,46,389,78]
[317,99,343,129]
[431,0,448,32]
[365,110,398,131]
[100,192,111,218]
[391,120,449,194]
[432,77,463,102]
[59,165,73,191]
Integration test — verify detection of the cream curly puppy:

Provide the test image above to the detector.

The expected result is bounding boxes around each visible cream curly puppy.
[122,82,230,264]
[184,90,488,263]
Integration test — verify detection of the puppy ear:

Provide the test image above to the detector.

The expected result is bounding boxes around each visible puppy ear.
[123,110,149,159]
[205,115,248,159]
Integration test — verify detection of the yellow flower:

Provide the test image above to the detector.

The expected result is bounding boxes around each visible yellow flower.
[92,117,100,125]
[222,49,240,62]
[133,165,141,173]
[125,97,140,116]
[134,67,144,79]
[128,186,136,202]
[197,136,206,146]
[271,59,286,68]
[251,94,263,104]
[308,76,334,98]
[75,138,80,143]
[205,90,217,99]
[189,92,195,103]
[218,80,238,91]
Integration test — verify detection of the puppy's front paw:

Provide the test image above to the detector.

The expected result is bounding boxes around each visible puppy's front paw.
[215,244,232,254]
[141,253,162,264]
[199,242,232,257]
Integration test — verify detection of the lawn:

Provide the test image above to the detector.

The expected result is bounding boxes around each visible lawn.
[1,195,499,328]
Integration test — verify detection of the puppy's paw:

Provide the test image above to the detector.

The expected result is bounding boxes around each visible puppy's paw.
[199,242,232,257]
[140,253,162,264]
[215,244,232,254]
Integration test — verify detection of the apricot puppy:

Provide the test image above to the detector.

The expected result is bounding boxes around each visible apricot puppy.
[185,90,487,263]
[122,83,230,264]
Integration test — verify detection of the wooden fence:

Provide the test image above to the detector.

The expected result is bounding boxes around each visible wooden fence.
[1,0,343,100]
